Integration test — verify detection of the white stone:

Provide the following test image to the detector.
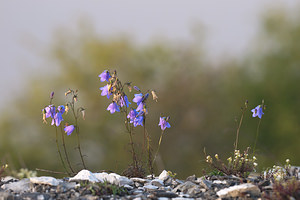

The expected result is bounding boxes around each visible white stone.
[143,184,158,191]
[131,177,149,184]
[94,172,133,186]
[217,183,260,198]
[1,176,18,182]
[151,179,164,187]
[123,184,134,190]
[37,194,45,200]
[93,172,108,182]
[69,169,101,183]
[213,180,227,184]
[117,176,134,186]
[1,178,31,192]
[30,176,62,186]
[158,198,169,200]
[158,170,169,181]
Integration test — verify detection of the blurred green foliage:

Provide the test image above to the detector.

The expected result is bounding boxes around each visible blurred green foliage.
[1,9,300,179]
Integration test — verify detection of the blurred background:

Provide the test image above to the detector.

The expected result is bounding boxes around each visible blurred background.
[1,0,300,179]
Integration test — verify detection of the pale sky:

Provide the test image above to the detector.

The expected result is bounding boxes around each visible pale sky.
[0,0,298,111]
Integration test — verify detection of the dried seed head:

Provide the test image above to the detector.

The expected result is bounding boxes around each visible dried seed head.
[151,90,158,102]
[65,89,72,96]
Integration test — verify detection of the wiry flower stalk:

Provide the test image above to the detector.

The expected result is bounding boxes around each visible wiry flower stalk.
[55,126,70,176]
[60,125,75,174]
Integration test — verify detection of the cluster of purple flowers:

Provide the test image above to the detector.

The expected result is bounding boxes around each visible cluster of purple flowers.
[43,104,75,135]
[99,70,131,114]
[98,70,171,130]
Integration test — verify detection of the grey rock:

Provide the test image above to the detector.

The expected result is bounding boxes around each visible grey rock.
[69,169,101,183]
[199,179,213,190]
[143,184,158,191]
[217,183,261,198]
[158,170,170,181]
[94,172,134,186]
[150,179,164,187]
[1,178,31,192]
[172,181,201,196]
[1,176,18,183]
[30,176,62,186]
[0,191,13,200]
[131,177,147,183]
[154,190,178,198]
[185,175,197,182]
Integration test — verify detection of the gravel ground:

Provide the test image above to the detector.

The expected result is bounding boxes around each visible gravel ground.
[0,168,299,200]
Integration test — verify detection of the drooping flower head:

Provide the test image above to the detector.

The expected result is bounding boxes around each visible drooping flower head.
[52,112,64,126]
[99,70,111,82]
[44,105,56,119]
[100,85,112,99]
[251,105,264,119]
[133,86,140,91]
[133,93,143,105]
[120,95,131,108]
[133,115,144,127]
[158,116,171,131]
[64,125,75,136]
[127,108,137,123]
[136,102,144,112]
[50,91,55,99]
[58,105,65,114]
[107,102,120,114]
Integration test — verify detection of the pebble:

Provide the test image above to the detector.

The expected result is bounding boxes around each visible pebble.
[30,176,62,186]
[0,169,299,199]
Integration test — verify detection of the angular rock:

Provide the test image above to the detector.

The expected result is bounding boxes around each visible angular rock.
[1,176,18,183]
[94,172,133,186]
[69,169,101,183]
[199,179,213,190]
[154,190,178,198]
[1,178,31,192]
[151,179,164,187]
[158,170,170,181]
[30,176,62,186]
[131,177,149,184]
[216,183,261,198]
[213,180,227,185]
[172,181,201,196]
[186,175,197,182]
[144,184,158,191]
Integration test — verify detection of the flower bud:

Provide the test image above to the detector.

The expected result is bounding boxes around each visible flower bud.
[65,89,72,96]
[215,154,219,160]
[50,91,54,99]
[134,86,140,91]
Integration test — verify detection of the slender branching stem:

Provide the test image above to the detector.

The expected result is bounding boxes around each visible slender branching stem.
[235,109,245,151]
[70,97,86,169]
[253,117,262,156]
[60,125,75,174]
[124,111,138,169]
[75,118,86,169]
[55,126,70,176]
[153,130,163,164]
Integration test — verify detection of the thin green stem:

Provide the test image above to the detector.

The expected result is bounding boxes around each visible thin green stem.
[124,110,138,169]
[70,96,86,169]
[235,109,245,151]
[153,131,163,164]
[60,125,75,174]
[74,117,87,169]
[253,118,262,156]
[55,126,70,176]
